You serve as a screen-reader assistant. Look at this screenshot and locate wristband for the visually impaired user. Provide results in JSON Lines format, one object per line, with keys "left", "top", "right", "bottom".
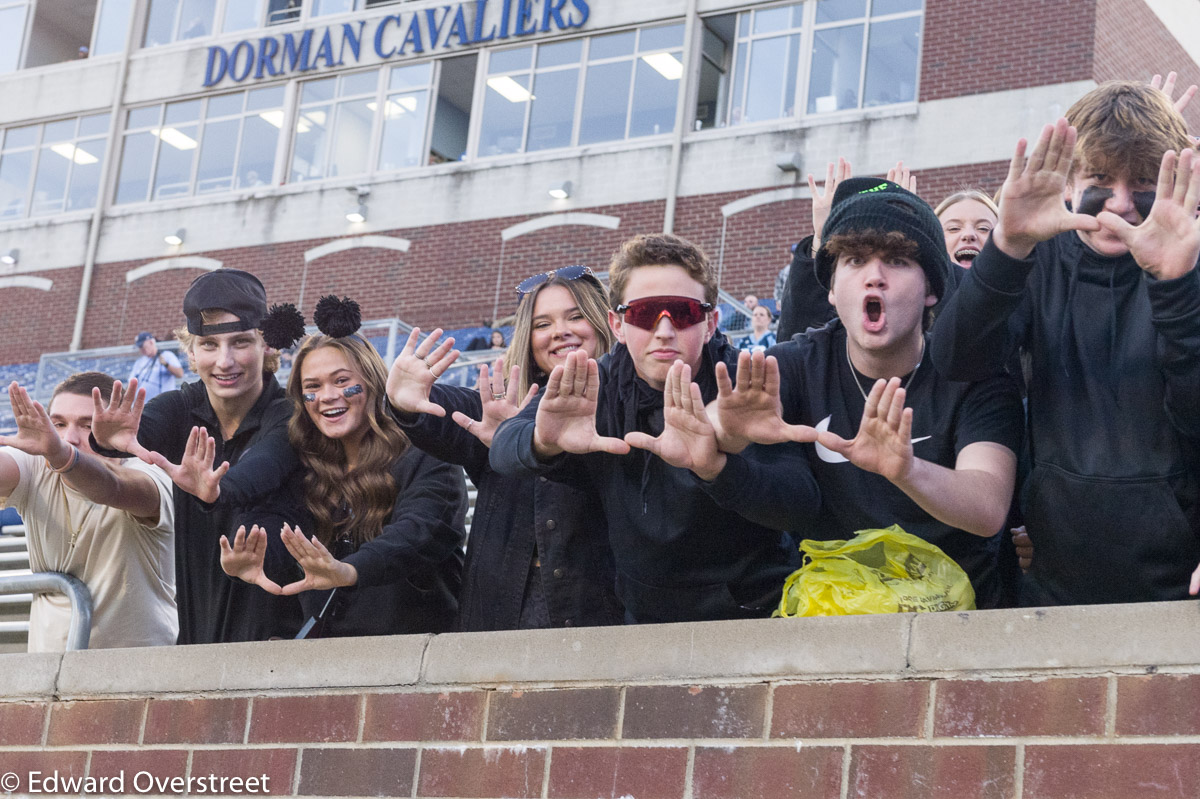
{"left": 49, "top": 445, "right": 80, "bottom": 475}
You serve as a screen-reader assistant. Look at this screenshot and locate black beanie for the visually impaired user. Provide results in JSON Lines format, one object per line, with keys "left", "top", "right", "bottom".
{"left": 814, "top": 177, "right": 955, "bottom": 302}
{"left": 182, "top": 269, "right": 268, "bottom": 335}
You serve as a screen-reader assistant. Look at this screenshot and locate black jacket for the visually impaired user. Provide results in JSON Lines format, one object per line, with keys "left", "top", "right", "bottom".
{"left": 399, "top": 383, "right": 623, "bottom": 630}
{"left": 929, "top": 233, "right": 1200, "bottom": 604}
{"left": 93, "top": 376, "right": 304, "bottom": 644}
{"left": 490, "top": 334, "right": 812, "bottom": 624}
{"left": 265, "top": 445, "right": 467, "bottom": 638}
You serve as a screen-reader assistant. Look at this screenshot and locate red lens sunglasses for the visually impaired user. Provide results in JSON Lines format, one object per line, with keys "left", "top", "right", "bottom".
{"left": 617, "top": 296, "right": 713, "bottom": 331}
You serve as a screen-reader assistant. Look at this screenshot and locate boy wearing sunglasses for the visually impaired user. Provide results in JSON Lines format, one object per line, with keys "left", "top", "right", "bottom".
{"left": 707, "top": 178, "right": 1024, "bottom": 607}
{"left": 491, "top": 234, "right": 812, "bottom": 624}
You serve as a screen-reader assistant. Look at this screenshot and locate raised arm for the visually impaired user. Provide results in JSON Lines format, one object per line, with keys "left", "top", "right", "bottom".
{"left": 929, "top": 120, "right": 1103, "bottom": 381}
{"left": 0, "top": 383, "right": 162, "bottom": 520}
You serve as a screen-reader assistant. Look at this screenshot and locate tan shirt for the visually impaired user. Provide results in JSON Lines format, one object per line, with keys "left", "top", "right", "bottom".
{"left": 1, "top": 448, "right": 177, "bottom": 651}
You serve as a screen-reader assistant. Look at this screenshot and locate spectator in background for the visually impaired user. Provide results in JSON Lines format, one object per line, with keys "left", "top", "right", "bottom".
{"left": 490, "top": 329, "right": 506, "bottom": 349}
{"left": 0, "top": 374, "right": 176, "bottom": 651}
{"left": 388, "top": 265, "right": 623, "bottom": 631}
{"left": 725, "top": 295, "right": 759, "bottom": 332}
{"left": 935, "top": 190, "right": 999, "bottom": 268}
{"left": 129, "top": 332, "right": 183, "bottom": 402}
{"left": 738, "top": 305, "right": 776, "bottom": 352}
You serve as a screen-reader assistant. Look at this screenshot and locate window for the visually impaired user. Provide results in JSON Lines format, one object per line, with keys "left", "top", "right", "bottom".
{"left": 476, "top": 24, "right": 684, "bottom": 157}
{"left": 0, "top": 2, "right": 29, "bottom": 74}
{"left": 291, "top": 70, "right": 379, "bottom": 181}
{"left": 143, "top": 0, "right": 216, "bottom": 47}
{"left": 290, "top": 64, "right": 436, "bottom": 181}
{"left": 0, "top": 114, "right": 110, "bottom": 219}
{"left": 114, "top": 87, "right": 284, "bottom": 204}
{"left": 1, "top": 0, "right": 133, "bottom": 72}
{"left": 312, "top": 0, "right": 401, "bottom": 16}
{"left": 697, "top": 0, "right": 922, "bottom": 128}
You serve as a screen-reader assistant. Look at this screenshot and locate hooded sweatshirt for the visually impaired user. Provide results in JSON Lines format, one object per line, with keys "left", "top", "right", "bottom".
{"left": 929, "top": 232, "right": 1200, "bottom": 604}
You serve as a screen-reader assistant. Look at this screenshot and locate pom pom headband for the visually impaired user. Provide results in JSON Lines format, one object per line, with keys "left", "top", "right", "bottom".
{"left": 313, "top": 295, "right": 362, "bottom": 338}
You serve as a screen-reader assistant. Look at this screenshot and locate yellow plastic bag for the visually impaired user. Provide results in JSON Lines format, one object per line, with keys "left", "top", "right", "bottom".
{"left": 776, "top": 524, "right": 975, "bottom": 617}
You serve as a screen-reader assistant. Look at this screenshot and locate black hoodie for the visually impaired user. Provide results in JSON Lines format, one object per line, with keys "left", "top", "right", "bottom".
{"left": 929, "top": 232, "right": 1200, "bottom": 604}
{"left": 490, "top": 334, "right": 813, "bottom": 624}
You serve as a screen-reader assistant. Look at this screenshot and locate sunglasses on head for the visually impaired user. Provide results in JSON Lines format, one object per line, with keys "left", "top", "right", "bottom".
{"left": 616, "top": 296, "right": 713, "bottom": 331}
{"left": 515, "top": 265, "right": 595, "bottom": 299}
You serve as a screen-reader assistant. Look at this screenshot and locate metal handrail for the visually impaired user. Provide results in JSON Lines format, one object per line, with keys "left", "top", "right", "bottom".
{"left": 0, "top": 573, "right": 92, "bottom": 650}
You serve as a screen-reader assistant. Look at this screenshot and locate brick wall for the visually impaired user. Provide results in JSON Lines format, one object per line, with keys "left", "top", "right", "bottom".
{"left": 3, "top": 603, "right": 1200, "bottom": 798}
{"left": 1094, "top": 0, "right": 1200, "bottom": 132}
{"left": 0, "top": 162, "right": 1009, "bottom": 366}
{"left": 919, "top": 0, "right": 1096, "bottom": 103}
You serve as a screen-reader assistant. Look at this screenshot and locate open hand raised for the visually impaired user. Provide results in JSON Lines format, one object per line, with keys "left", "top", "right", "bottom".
{"left": 710, "top": 350, "right": 818, "bottom": 453}
{"left": 533, "top": 350, "right": 629, "bottom": 458}
{"left": 90, "top": 378, "right": 152, "bottom": 461}
{"left": 625, "top": 361, "right": 726, "bottom": 480}
{"left": 219, "top": 525, "right": 284, "bottom": 594}
{"left": 453, "top": 358, "right": 538, "bottom": 448}
{"left": 147, "top": 425, "right": 229, "bottom": 503}
{"left": 386, "top": 327, "right": 458, "bottom": 417}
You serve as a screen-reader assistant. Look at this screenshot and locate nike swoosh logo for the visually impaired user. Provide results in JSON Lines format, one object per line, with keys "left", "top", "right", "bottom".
{"left": 814, "top": 416, "right": 849, "bottom": 463}
{"left": 813, "top": 416, "right": 931, "bottom": 463}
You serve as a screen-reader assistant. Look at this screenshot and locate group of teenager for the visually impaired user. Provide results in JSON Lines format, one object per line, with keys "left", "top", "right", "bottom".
{"left": 1, "top": 76, "right": 1199, "bottom": 650}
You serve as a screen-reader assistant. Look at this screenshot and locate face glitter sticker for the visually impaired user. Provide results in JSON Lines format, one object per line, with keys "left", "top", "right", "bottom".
{"left": 303, "top": 392, "right": 316, "bottom": 403}
{"left": 1076, "top": 186, "right": 1113, "bottom": 216}
{"left": 1131, "top": 191, "right": 1155, "bottom": 220}
{"left": 342, "top": 385, "right": 364, "bottom": 398}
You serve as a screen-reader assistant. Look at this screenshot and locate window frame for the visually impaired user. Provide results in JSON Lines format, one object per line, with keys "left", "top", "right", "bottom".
{"left": 469, "top": 23, "right": 686, "bottom": 160}
{"left": 114, "top": 86, "right": 288, "bottom": 206}
{"left": 0, "top": 112, "right": 112, "bottom": 221}
{"left": 704, "top": 0, "right": 923, "bottom": 131}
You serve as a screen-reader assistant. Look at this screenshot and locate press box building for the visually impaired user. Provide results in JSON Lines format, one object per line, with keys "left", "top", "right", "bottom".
{"left": 0, "top": 0, "right": 1197, "bottom": 368}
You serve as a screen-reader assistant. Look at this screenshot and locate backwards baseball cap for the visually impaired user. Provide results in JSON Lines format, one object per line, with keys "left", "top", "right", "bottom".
{"left": 134, "top": 331, "right": 154, "bottom": 347}
{"left": 814, "top": 178, "right": 956, "bottom": 302}
{"left": 182, "top": 269, "right": 268, "bottom": 336}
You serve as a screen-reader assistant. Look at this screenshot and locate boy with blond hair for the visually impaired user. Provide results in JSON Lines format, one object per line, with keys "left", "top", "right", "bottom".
{"left": 929, "top": 81, "right": 1200, "bottom": 605}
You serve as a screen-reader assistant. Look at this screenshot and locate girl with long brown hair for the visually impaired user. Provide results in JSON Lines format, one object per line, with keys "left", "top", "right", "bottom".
{"left": 218, "top": 297, "right": 467, "bottom": 637}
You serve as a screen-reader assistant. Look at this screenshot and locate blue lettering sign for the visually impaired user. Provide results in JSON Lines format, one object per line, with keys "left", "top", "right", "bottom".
{"left": 340, "top": 21, "right": 366, "bottom": 62}
{"left": 569, "top": 0, "right": 589, "bottom": 27}
{"left": 313, "top": 28, "right": 338, "bottom": 68}
{"left": 447, "top": 5, "right": 472, "bottom": 46}
{"left": 472, "top": 0, "right": 496, "bottom": 43}
{"left": 400, "top": 14, "right": 424, "bottom": 54}
{"left": 282, "top": 29, "right": 314, "bottom": 73}
{"left": 229, "top": 40, "right": 255, "bottom": 82}
{"left": 203, "top": 46, "right": 228, "bottom": 87}
{"left": 200, "top": 0, "right": 591, "bottom": 87}
{"left": 374, "top": 14, "right": 401, "bottom": 58}
{"left": 255, "top": 36, "right": 281, "bottom": 78}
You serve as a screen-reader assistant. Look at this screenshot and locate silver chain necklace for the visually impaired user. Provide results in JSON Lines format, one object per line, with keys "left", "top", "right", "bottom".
{"left": 845, "top": 338, "right": 924, "bottom": 402}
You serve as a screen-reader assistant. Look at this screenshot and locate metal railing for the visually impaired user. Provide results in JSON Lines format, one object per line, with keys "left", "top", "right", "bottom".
{"left": 0, "top": 572, "right": 92, "bottom": 650}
